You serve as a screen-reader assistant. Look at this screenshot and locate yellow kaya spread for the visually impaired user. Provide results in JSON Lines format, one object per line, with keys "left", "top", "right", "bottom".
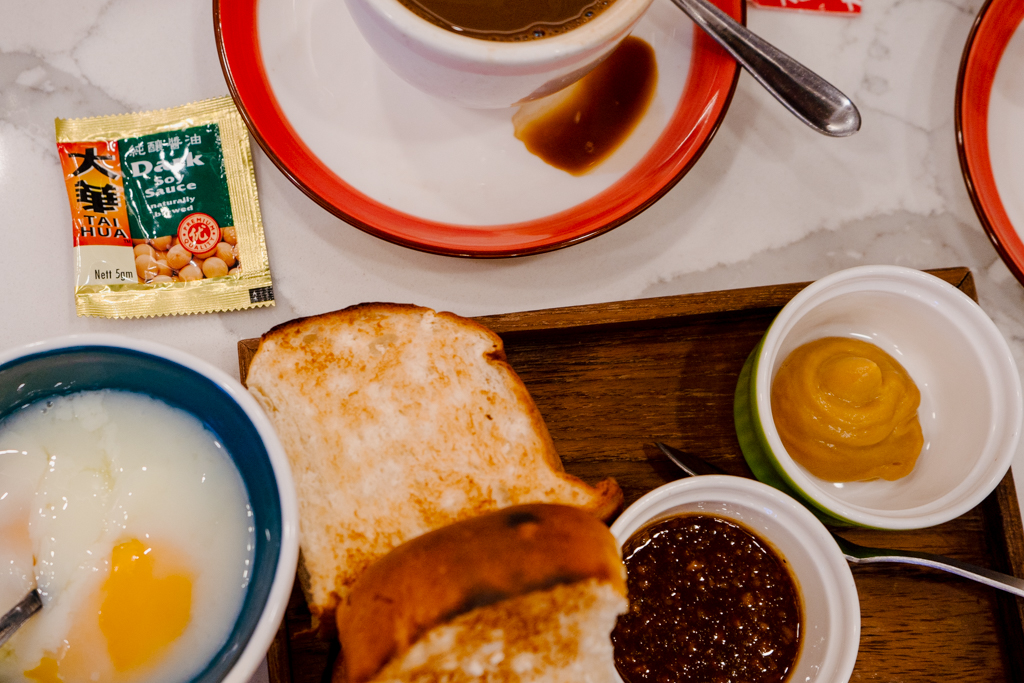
{"left": 770, "top": 336, "right": 923, "bottom": 482}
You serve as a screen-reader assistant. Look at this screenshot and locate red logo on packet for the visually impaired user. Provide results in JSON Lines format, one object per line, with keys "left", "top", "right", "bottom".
{"left": 751, "top": 0, "right": 861, "bottom": 13}
{"left": 177, "top": 213, "right": 222, "bottom": 254}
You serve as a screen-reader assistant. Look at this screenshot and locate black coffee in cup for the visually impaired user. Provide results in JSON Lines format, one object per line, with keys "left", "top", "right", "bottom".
{"left": 396, "top": 0, "right": 617, "bottom": 42}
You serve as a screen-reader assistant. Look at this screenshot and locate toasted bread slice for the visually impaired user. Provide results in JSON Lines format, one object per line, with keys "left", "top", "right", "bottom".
{"left": 245, "top": 304, "right": 622, "bottom": 627}
{"left": 336, "top": 504, "right": 627, "bottom": 683}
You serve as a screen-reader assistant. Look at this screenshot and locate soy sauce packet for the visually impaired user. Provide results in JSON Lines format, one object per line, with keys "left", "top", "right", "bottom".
{"left": 55, "top": 96, "right": 274, "bottom": 318}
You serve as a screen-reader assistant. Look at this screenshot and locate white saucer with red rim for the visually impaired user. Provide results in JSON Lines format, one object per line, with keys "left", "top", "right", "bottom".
{"left": 215, "top": 0, "right": 742, "bottom": 257}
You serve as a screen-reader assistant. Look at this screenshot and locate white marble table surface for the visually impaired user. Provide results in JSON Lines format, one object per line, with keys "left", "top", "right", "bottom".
{"left": 2, "top": 0, "right": 1021, "bottom": 681}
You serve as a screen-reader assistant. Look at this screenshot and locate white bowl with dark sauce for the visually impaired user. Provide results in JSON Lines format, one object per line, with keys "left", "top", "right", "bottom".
{"left": 609, "top": 475, "right": 860, "bottom": 683}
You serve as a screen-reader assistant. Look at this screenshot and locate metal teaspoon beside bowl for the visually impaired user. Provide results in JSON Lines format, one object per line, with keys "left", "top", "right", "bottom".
{"left": 655, "top": 442, "right": 1024, "bottom": 599}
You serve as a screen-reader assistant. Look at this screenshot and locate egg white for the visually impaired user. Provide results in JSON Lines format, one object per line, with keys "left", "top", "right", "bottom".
{"left": 0, "top": 390, "right": 255, "bottom": 683}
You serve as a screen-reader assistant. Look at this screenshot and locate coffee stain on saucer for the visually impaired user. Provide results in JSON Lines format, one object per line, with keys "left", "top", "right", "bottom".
{"left": 512, "top": 36, "right": 657, "bottom": 176}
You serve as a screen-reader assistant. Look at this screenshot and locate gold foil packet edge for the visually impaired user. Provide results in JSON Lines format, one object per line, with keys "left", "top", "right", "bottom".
{"left": 75, "top": 274, "right": 275, "bottom": 318}
{"left": 55, "top": 96, "right": 241, "bottom": 142}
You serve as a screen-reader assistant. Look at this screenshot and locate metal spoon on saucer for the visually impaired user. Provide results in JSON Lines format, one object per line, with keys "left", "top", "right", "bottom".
{"left": 654, "top": 442, "right": 1024, "bottom": 598}
{"left": 671, "top": 0, "right": 861, "bottom": 137}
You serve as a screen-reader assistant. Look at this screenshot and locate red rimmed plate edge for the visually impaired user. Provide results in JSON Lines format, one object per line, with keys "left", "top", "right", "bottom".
{"left": 214, "top": 0, "right": 743, "bottom": 258}
{"left": 956, "top": 0, "right": 1024, "bottom": 284}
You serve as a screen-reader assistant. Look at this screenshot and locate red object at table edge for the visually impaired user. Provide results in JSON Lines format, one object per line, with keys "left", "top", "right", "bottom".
{"left": 751, "top": 0, "right": 861, "bottom": 13}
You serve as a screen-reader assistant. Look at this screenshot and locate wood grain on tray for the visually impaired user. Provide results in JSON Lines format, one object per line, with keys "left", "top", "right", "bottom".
{"left": 238, "top": 267, "right": 1024, "bottom": 683}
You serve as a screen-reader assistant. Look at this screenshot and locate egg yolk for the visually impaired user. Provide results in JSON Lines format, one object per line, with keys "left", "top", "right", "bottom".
{"left": 21, "top": 539, "right": 193, "bottom": 682}
{"left": 23, "top": 656, "right": 62, "bottom": 683}
{"left": 99, "top": 538, "right": 193, "bottom": 672}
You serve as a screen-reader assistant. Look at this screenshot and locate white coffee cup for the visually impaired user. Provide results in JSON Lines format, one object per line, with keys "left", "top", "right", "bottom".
{"left": 345, "top": 0, "right": 655, "bottom": 109}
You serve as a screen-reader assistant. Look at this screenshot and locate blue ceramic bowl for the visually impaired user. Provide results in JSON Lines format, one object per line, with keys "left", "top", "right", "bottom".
{"left": 0, "top": 334, "right": 298, "bottom": 683}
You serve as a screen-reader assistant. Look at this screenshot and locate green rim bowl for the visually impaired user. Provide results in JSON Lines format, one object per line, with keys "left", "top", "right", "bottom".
{"left": 734, "top": 265, "right": 1023, "bottom": 530}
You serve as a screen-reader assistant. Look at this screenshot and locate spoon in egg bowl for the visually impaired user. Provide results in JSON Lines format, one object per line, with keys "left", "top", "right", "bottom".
{"left": 0, "top": 463, "right": 42, "bottom": 648}
{"left": 0, "top": 589, "right": 41, "bottom": 648}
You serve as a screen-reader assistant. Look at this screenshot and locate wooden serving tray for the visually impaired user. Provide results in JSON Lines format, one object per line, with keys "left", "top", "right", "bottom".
{"left": 238, "top": 266, "right": 1024, "bottom": 683}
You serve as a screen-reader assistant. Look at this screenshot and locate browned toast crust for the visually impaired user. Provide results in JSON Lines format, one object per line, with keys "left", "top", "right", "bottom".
{"left": 336, "top": 504, "right": 626, "bottom": 683}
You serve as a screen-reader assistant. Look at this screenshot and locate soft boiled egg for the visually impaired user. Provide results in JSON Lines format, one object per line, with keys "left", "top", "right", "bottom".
{"left": 0, "top": 390, "right": 255, "bottom": 683}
